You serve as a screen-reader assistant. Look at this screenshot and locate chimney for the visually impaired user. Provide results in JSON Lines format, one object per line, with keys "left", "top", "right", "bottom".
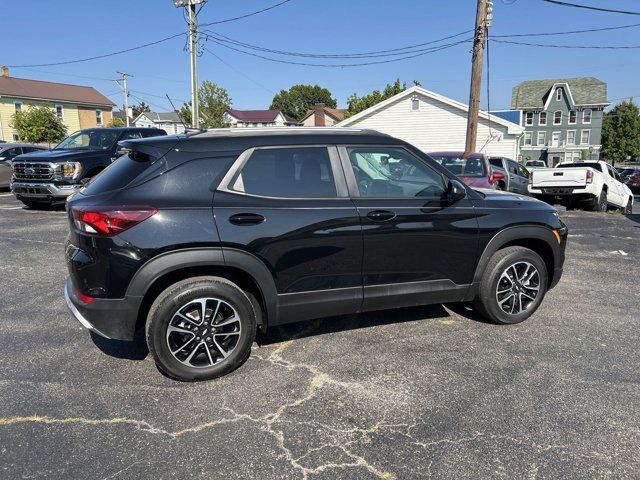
{"left": 0, "top": 66, "right": 8, "bottom": 77}
{"left": 314, "top": 103, "right": 326, "bottom": 127}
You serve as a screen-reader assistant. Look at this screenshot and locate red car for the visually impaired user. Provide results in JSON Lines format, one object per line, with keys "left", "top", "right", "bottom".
{"left": 628, "top": 172, "right": 640, "bottom": 193}
{"left": 428, "top": 151, "right": 505, "bottom": 190}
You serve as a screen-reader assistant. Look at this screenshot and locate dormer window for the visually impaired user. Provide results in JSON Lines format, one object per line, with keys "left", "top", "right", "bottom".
{"left": 556, "top": 88, "right": 562, "bottom": 101}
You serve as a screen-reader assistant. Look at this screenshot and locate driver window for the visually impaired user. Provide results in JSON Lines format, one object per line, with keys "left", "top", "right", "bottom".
{"left": 346, "top": 146, "right": 445, "bottom": 198}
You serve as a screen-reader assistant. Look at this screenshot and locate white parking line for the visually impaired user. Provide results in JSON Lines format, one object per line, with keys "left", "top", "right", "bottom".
{"left": 0, "top": 206, "right": 22, "bottom": 210}
{"left": 0, "top": 193, "right": 15, "bottom": 197}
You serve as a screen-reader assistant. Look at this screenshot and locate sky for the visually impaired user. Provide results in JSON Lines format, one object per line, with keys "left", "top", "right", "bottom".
{"left": 3, "top": 0, "right": 640, "bottom": 113}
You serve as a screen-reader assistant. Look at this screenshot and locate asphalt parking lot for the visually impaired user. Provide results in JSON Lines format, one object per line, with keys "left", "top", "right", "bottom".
{"left": 1, "top": 192, "right": 639, "bottom": 479}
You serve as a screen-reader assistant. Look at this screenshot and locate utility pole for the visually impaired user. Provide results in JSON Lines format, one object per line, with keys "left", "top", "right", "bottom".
{"left": 114, "top": 71, "right": 132, "bottom": 126}
{"left": 173, "top": 0, "right": 206, "bottom": 128}
{"left": 464, "top": 0, "right": 490, "bottom": 155}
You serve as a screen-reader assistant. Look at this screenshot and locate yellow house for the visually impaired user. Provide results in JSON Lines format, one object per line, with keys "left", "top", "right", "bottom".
{"left": 0, "top": 67, "right": 115, "bottom": 141}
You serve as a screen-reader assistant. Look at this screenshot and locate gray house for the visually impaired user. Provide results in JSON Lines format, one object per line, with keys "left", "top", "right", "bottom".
{"left": 511, "top": 77, "right": 609, "bottom": 166}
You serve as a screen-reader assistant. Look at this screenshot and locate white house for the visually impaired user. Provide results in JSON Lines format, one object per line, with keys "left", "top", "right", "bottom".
{"left": 132, "top": 111, "right": 186, "bottom": 135}
{"left": 223, "top": 109, "right": 300, "bottom": 128}
{"left": 337, "top": 86, "right": 524, "bottom": 159}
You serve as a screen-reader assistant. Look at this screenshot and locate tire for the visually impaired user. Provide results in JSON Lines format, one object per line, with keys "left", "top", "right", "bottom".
{"left": 624, "top": 198, "right": 633, "bottom": 215}
{"left": 595, "top": 191, "right": 608, "bottom": 212}
{"left": 146, "top": 276, "right": 257, "bottom": 381}
{"left": 20, "top": 199, "right": 52, "bottom": 210}
{"left": 473, "top": 246, "right": 548, "bottom": 325}
{"left": 496, "top": 182, "right": 505, "bottom": 191}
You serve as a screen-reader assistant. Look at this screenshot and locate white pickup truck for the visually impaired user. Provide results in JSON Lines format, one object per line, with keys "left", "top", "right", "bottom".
{"left": 528, "top": 161, "right": 634, "bottom": 213}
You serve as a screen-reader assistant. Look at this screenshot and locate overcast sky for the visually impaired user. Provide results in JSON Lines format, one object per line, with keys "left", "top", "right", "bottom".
{"left": 5, "top": 0, "right": 640, "bottom": 112}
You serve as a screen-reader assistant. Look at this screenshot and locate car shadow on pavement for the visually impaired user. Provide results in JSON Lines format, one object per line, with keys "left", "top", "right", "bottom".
{"left": 256, "top": 301, "right": 484, "bottom": 346}
{"left": 90, "top": 329, "right": 149, "bottom": 361}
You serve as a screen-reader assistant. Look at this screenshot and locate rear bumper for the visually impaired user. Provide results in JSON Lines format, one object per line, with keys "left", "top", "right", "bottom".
{"left": 64, "top": 277, "right": 141, "bottom": 341}
{"left": 12, "top": 181, "right": 80, "bottom": 200}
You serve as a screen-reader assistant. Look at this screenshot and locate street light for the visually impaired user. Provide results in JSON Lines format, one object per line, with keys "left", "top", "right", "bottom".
{"left": 173, "top": 0, "right": 207, "bottom": 128}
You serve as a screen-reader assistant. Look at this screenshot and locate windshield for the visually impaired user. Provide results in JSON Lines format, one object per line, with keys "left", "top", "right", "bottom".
{"left": 55, "top": 130, "right": 119, "bottom": 151}
{"left": 430, "top": 155, "right": 486, "bottom": 177}
{"left": 557, "top": 162, "right": 602, "bottom": 172}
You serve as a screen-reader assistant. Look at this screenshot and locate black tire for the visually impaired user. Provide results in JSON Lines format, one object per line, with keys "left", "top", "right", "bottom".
{"left": 496, "top": 181, "right": 506, "bottom": 191}
{"left": 473, "top": 246, "right": 548, "bottom": 325}
{"left": 595, "top": 191, "right": 608, "bottom": 212}
{"left": 624, "top": 198, "right": 633, "bottom": 215}
{"left": 146, "top": 276, "right": 257, "bottom": 381}
{"left": 20, "top": 199, "right": 52, "bottom": 210}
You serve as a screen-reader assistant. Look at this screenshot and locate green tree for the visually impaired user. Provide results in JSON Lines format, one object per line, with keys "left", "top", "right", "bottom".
{"left": 108, "top": 116, "right": 126, "bottom": 127}
{"left": 344, "top": 79, "right": 406, "bottom": 118}
{"left": 131, "top": 101, "right": 150, "bottom": 118}
{"left": 179, "top": 80, "right": 232, "bottom": 128}
{"left": 11, "top": 105, "right": 67, "bottom": 144}
{"left": 270, "top": 84, "right": 336, "bottom": 121}
{"left": 601, "top": 101, "right": 640, "bottom": 164}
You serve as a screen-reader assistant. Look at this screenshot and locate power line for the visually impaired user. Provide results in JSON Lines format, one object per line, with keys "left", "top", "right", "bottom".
{"left": 204, "top": 48, "right": 276, "bottom": 95}
{"left": 199, "top": 0, "right": 294, "bottom": 26}
{"left": 542, "top": 0, "right": 640, "bottom": 15}
{"left": 492, "top": 38, "right": 640, "bottom": 49}
{"left": 494, "top": 21, "right": 640, "bottom": 37}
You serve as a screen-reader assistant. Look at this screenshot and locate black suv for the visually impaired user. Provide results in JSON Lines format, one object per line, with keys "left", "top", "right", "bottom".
{"left": 64, "top": 128, "right": 567, "bottom": 381}
{"left": 11, "top": 127, "right": 166, "bottom": 209}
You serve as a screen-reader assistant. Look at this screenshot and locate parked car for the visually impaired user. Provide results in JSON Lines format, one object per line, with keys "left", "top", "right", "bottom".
{"left": 627, "top": 171, "right": 640, "bottom": 193}
{"left": 488, "top": 157, "right": 530, "bottom": 195}
{"left": 529, "top": 161, "right": 634, "bottom": 213}
{"left": 10, "top": 127, "right": 166, "bottom": 209}
{"left": 428, "top": 151, "right": 505, "bottom": 190}
{"left": 0, "top": 143, "right": 47, "bottom": 188}
{"left": 618, "top": 166, "right": 640, "bottom": 185}
{"left": 525, "top": 160, "right": 547, "bottom": 170}
{"left": 64, "top": 128, "right": 568, "bottom": 381}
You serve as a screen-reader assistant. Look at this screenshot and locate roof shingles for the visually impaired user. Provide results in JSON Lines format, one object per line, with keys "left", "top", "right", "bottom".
{"left": 511, "top": 77, "right": 608, "bottom": 109}
{"left": 0, "top": 76, "right": 114, "bottom": 106}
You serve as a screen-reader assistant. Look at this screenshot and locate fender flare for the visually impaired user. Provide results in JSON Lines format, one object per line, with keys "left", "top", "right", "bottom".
{"left": 126, "top": 247, "right": 278, "bottom": 325}
{"left": 472, "top": 225, "right": 561, "bottom": 286}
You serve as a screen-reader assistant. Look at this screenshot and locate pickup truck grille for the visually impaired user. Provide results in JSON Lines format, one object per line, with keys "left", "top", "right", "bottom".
{"left": 12, "top": 162, "right": 54, "bottom": 181}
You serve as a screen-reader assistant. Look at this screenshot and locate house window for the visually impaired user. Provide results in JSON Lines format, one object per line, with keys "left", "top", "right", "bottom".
{"left": 12, "top": 133, "right": 21, "bottom": 141}
{"left": 14, "top": 101, "right": 22, "bottom": 112}
{"left": 55, "top": 105, "right": 64, "bottom": 121}
{"left": 568, "top": 110, "right": 577, "bottom": 124}
{"left": 411, "top": 95, "right": 419, "bottom": 111}
{"left": 538, "top": 112, "right": 547, "bottom": 126}
{"left": 523, "top": 132, "right": 533, "bottom": 146}
{"left": 567, "top": 130, "right": 576, "bottom": 145}
{"left": 556, "top": 88, "right": 562, "bottom": 101}
{"left": 96, "top": 110, "right": 103, "bottom": 125}
{"left": 553, "top": 111, "right": 562, "bottom": 125}
{"left": 524, "top": 112, "right": 534, "bottom": 126}
{"left": 580, "top": 130, "right": 590, "bottom": 145}
{"left": 583, "top": 109, "right": 592, "bottom": 124}
{"left": 536, "top": 131, "right": 546, "bottom": 146}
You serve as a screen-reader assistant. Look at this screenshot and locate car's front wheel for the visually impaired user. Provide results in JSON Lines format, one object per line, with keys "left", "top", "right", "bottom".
{"left": 624, "top": 198, "right": 633, "bottom": 215}
{"left": 146, "top": 276, "right": 257, "bottom": 381}
{"left": 474, "top": 246, "right": 548, "bottom": 325}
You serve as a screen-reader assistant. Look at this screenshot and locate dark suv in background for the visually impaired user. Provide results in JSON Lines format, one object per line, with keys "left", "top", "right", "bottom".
{"left": 11, "top": 127, "right": 166, "bottom": 209}
{"left": 64, "top": 128, "right": 567, "bottom": 381}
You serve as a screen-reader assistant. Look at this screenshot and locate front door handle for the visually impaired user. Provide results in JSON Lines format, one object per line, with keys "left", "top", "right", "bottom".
{"left": 366, "top": 210, "right": 396, "bottom": 222}
{"left": 229, "top": 213, "right": 265, "bottom": 225}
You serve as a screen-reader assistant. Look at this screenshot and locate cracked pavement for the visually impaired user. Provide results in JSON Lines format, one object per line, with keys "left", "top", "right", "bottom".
{"left": 0, "top": 192, "right": 639, "bottom": 479}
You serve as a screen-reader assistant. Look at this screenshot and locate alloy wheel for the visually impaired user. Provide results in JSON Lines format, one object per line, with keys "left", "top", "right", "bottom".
{"left": 166, "top": 297, "right": 241, "bottom": 368}
{"left": 495, "top": 261, "right": 540, "bottom": 315}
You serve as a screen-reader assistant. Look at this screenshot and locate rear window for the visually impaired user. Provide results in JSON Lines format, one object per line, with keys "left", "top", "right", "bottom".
{"left": 557, "top": 163, "right": 602, "bottom": 172}
{"left": 430, "top": 155, "right": 486, "bottom": 178}
{"left": 81, "top": 152, "right": 157, "bottom": 195}
{"left": 489, "top": 158, "right": 503, "bottom": 168}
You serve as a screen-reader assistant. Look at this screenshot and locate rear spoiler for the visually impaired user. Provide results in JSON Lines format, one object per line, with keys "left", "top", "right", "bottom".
{"left": 117, "top": 136, "right": 182, "bottom": 160}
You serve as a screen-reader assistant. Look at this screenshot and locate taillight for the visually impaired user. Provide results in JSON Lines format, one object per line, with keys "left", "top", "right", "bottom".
{"left": 586, "top": 170, "right": 594, "bottom": 184}
{"left": 489, "top": 170, "right": 504, "bottom": 185}
{"left": 528, "top": 172, "right": 533, "bottom": 185}
{"left": 71, "top": 206, "right": 157, "bottom": 236}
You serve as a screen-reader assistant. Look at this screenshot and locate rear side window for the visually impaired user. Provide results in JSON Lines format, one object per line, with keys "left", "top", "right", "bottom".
{"left": 231, "top": 147, "right": 337, "bottom": 198}
{"left": 82, "top": 152, "right": 156, "bottom": 195}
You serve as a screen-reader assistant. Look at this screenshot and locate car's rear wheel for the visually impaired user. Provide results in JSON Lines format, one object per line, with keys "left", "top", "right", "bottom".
{"left": 595, "top": 191, "right": 608, "bottom": 212}
{"left": 624, "top": 198, "right": 633, "bottom": 215}
{"left": 146, "top": 276, "right": 257, "bottom": 381}
{"left": 474, "top": 246, "right": 548, "bottom": 325}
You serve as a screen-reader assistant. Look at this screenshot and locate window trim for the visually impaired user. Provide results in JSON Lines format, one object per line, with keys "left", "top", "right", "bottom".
{"left": 411, "top": 95, "right": 420, "bottom": 111}
{"left": 524, "top": 112, "right": 534, "bottom": 126}
{"left": 523, "top": 132, "right": 533, "bottom": 146}
{"left": 536, "top": 131, "right": 546, "bottom": 146}
{"left": 14, "top": 101, "right": 23, "bottom": 112}
{"left": 553, "top": 110, "right": 562, "bottom": 125}
{"left": 580, "top": 129, "right": 591, "bottom": 145}
{"left": 538, "top": 112, "right": 547, "bottom": 126}
{"left": 556, "top": 88, "right": 562, "bottom": 101}
{"left": 96, "top": 109, "right": 103, "bottom": 125}
{"left": 55, "top": 104, "right": 64, "bottom": 121}
{"left": 218, "top": 145, "right": 349, "bottom": 200}
{"left": 568, "top": 110, "right": 577, "bottom": 125}
{"left": 566, "top": 129, "right": 576, "bottom": 145}
{"left": 337, "top": 144, "right": 450, "bottom": 200}
{"left": 583, "top": 108, "right": 592, "bottom": 124}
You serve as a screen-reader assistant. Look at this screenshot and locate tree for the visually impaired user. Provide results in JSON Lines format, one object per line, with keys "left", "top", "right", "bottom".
{"left": 131, "top": 102, "right": 150, "bottom": 118}
{"left": 179, "top": 80, "right": 232, "bottom": 128}
{"left": 108, "top": 116, "right": 125, "bottom": 127}
{"left": 270, "top": 84, "right": 336, "bottom": 121}
{"left": 11, "top": 105, "right": 67, "bottom": 144}
{"left": 344, "top": 79, "right": 406, "bottom": 119}
{"left": 601, "top": 101, "right": 640, "bottom": 165}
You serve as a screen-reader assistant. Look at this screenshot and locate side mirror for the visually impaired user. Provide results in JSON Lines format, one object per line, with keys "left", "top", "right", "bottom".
{"left": 444, "top": 179, "right": 467, "bottom": 204}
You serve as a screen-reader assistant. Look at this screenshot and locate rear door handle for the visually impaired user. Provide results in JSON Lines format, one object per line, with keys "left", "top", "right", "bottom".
{"left": 366, "top": 210, "right": 396, "bottom": 222}
{"left": 229, "top": 213, "right": 265, "bottom": 225}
